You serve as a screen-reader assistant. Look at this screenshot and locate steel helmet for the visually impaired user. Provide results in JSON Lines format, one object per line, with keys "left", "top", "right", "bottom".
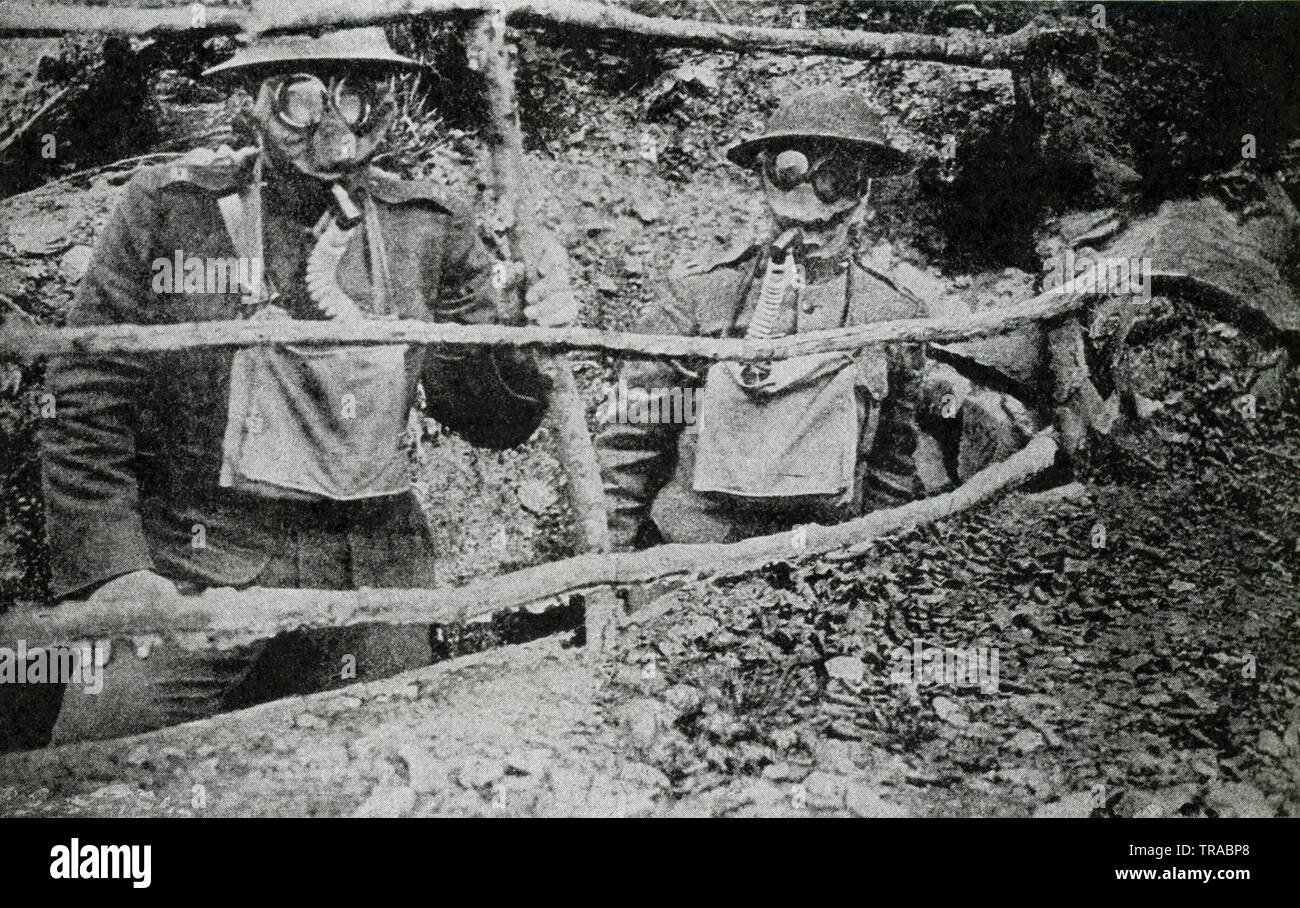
{"left": 203, "top": 27, "right": 422, "bottom": 79}
{"left": 727, "top": 87, "right": 912, "bottom": 175}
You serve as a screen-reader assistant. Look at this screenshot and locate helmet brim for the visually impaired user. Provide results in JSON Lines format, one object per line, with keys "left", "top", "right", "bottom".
{"left": 203, "top": 49, "right": 424, "bottom": 80}
{"left": 727, "top": 132, "right": 914, "bottom": 175}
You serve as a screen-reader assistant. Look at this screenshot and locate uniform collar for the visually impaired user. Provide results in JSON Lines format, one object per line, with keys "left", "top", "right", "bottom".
{"left": 768, "top": 220, "right": 857, "bottom": 284}
{"left": 163, "top": 147, "right": 450, "bottom": 212}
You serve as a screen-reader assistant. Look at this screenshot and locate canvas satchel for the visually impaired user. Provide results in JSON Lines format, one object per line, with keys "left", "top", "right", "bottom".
{"left": 216, "top": 177, "right": 411, "bottom": 501}
{"left": 691, "top": 349, "right": 887, "bottom": 509}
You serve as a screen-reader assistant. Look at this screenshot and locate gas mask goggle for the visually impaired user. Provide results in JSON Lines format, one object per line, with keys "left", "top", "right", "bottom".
{"left": 272, "top": 73, "right": 387, "bottom": 131}
{"left": 761, "top": 146, "right": 867, "bottom": 205}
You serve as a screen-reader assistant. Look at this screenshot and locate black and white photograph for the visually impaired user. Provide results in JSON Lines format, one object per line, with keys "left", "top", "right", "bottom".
{"left": 0, "top": 0, "right": 1295, "bottom": 884}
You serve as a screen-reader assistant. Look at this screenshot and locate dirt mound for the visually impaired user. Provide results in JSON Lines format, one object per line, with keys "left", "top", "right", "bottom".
{"left": 0, "top": 636, "right": 669, "bottom": 818}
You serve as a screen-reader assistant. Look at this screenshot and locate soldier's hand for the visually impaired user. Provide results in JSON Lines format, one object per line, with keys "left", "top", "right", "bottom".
{"left": 86, "top": 569, "right": 184, "bottom": 610}
{"left": 522, "top": 234, "right": 579, "bottom": 328}
{"left": 524, "top": 280, "right": 579, "bottom": 328}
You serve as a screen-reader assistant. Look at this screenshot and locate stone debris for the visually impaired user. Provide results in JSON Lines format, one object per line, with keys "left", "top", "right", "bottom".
{"left": 351, "top": 784, "right": 418, "bottom": 818}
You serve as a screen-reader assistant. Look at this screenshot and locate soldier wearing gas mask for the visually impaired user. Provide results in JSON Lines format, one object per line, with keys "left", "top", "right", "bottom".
{"left": 596, "top": 88, "right": 927, "bottom": 549}
{"left": 39, "top": 29, "right": 577, "bottom": 743}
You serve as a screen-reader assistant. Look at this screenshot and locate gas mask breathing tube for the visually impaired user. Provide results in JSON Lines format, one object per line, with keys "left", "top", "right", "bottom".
{"left": 305, "top": 184, "right": 366, "bottom": 320}
{"left": 748, "top": 228, "right": 801, "bottom": 340}
{"left": 738, "top": 228, "right": 802, "bottom": 387}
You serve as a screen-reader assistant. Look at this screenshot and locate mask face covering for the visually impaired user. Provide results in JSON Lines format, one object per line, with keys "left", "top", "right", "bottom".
{"left": 254, "top": 71, "right": 395, "bottom": 180}
{"left": 761, "top": 149, "right": 864, "bottom": 226}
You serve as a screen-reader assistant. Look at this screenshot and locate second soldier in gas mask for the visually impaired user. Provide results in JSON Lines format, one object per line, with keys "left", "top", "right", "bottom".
{"left": 596, "top": 87, "right": 928, "bottom": 549}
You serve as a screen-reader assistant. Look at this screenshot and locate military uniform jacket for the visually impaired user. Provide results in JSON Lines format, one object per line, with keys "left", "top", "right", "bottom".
{"left": 41, "top": 148, "right": 550, "bottom": 598}
{"left": 596, "top": 238, "right": 927, "bottom": 549}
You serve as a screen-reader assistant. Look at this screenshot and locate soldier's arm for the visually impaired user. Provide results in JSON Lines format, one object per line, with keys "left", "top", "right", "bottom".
{"left": 863, "top": 341, "right": 926, "bottom": 510}
{"left": 595, "top": 271, "right": 700, "bottom": 551}
{"left": 422, "top": 198, "right": 551, "bottom": 449}
{"left": 40, "top": 171, "right": 161, "bottom": 598}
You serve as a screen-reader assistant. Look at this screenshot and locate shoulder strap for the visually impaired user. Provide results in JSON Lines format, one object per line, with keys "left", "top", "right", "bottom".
{"left": 361, "top": 191, "right": 394, "bottom": 317}
{"left": 216, "top": 156, "right": 271, "bottom": 309}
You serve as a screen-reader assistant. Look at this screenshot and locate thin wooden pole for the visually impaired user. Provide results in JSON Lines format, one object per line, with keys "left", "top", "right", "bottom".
{"left": 0, "top": 1, "right": 1092, "bottom": 71}
{"left": 0, "top": 288, "right": 1095, "bottom": 360}
{"left": 466, "top": 10, "right": 618, "bottom": 649}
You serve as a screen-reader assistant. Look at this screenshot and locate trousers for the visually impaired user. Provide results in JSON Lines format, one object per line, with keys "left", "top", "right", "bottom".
{"left": 47, "top": 509, "right": 434, "bottom": 746}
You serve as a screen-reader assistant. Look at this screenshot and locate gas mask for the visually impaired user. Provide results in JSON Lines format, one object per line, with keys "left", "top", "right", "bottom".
{"left": 243, "top": 71, "right": 398, "bottom": 319}
{"left": 251, "top": 71, "right": 396, "bottom": 181}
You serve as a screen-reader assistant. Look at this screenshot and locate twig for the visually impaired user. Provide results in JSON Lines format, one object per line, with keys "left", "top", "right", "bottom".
{"left": 1252, "top": 445, "right": 1300, "bottom": 468}
{"left": 704, "top": 0, "right": 731, "bottom": 26}
{"left": 1, "top": 297, "right": 38, "bottom": 324}
{"left": 2, "top": 152, "right": 182, "bottom": 204}
{"left": 0, "top": 84, "right": 73, "bottom": 159}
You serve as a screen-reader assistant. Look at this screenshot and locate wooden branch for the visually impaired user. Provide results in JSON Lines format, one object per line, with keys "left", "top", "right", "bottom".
{"left": 0, "top": 0, "right": 247, "bottom": 36}
{"left": 468, "top": 12, "right": 610, "bottom": 557}
{"left": 467, "top": 11, "right": 617, "bottom": 652}
{"left": 0, "top": 84, "right": 72, "bottom": 159}
{"left": 0, "top": 288, "right": 1092, "bottom": 361}
{"left": 0, "top": 430, "right": 1058, "bottom": 652}
{"left": 500, "top": 1, "right": 1088, "bottom": 68}
{"left": 824, "top": 429, "right": 1059, "bottom": 560}
{"left": 0, "top": 0, "right": 1093, "bottom": 69}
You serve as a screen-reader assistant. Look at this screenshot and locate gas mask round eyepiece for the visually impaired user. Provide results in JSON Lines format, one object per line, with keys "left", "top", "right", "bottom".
{"left": 273, "top": 73, "right": 378, "bottom": 131}
{"left": 770, "top": 149, "right": 810, "bottom": 189}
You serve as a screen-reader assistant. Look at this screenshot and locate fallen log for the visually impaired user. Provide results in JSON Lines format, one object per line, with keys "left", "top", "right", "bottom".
{"left": 0, "top": 430, "right": 1059, "bottom": 651}
{"left": 0, "top": 0, "right": 246, "bottom": 37}
{"left": 0, "top": 287, "right": 1094, "bottom": 360}
{"left": 0, "top": 0, "right": 1092, "bottom": 70}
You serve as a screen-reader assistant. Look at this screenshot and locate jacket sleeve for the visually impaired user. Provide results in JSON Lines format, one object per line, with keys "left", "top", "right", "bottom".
{"left": 863, "top": 341, "right": 926, "bottom": 510}
{"left": 422, "top": 200, "right": 551, "bottom": 449}
{"left": 40, "top": 170, "right": 161, "bottom": 598}
{"left": 594, "top": 271, "right": 700, "bottom": 550}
